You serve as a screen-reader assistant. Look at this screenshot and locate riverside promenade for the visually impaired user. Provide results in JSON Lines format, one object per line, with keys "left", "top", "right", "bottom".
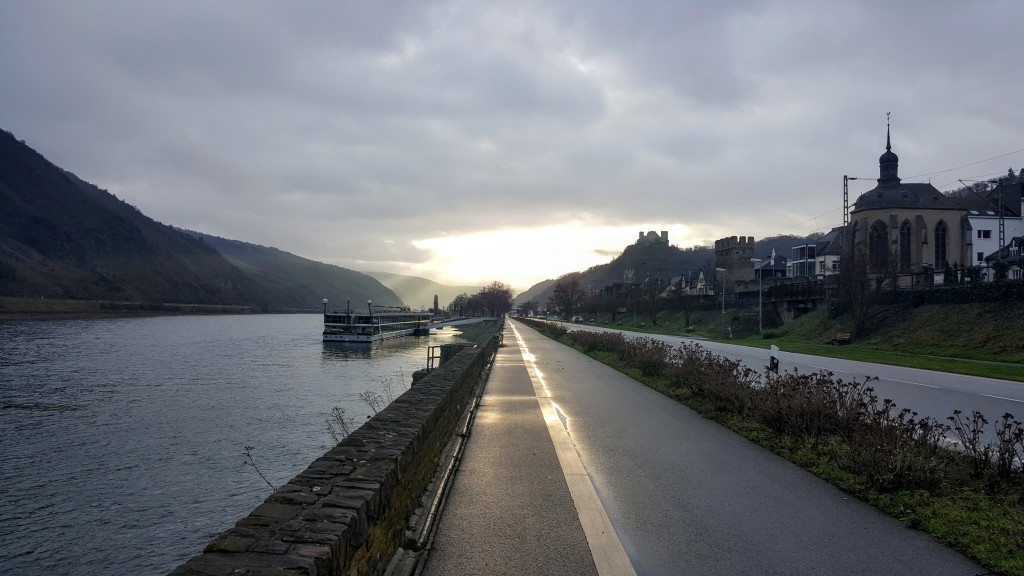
{"left": 419, "top": 320, "right": 984, "bottom": 576}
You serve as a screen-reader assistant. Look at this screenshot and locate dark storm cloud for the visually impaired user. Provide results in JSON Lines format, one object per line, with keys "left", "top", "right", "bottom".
{"left": 1, "top": 0, "right": 1021, "bottom": 281}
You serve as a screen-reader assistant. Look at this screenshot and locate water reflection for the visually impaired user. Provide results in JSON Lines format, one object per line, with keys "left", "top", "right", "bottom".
{"left": 321, "top": 336, "right": 431, "bottom": 360}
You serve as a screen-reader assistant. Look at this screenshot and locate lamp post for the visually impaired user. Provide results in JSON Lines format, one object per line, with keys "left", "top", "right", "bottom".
{"left": 750, "top": 259, "right": 763, "bottom": 335}
{"left": 715, "top": 267, "right": 726, "bottom": 337}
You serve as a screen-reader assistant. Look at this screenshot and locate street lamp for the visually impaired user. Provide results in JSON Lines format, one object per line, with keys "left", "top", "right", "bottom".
{"left": 750, "top": 259, "right": 763, "bottom": 335}
{"left": 715, "top": 267, "right": 726, "bottom": 337}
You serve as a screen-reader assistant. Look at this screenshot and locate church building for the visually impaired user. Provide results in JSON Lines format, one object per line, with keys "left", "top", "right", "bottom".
{"left": 849, "top": 126, "right": 970, "bottom": 279}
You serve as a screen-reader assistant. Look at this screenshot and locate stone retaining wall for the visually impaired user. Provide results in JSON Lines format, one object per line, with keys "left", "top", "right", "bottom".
{"left": 169, "top": 337, "right": 497, "bottom": 576}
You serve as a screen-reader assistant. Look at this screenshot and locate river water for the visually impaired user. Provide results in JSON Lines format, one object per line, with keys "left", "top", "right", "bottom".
{"left": 0, "top": 314, "right": 462, "bottom": 576}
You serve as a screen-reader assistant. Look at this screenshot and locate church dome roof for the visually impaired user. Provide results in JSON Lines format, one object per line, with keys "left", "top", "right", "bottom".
{"left": 852, "top": 182, "right": 962, "bottom": 212}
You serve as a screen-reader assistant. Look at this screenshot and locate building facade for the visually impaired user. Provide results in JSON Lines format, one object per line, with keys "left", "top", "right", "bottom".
{"left": 849, "top": 127, "right": 970, "bottom": 282}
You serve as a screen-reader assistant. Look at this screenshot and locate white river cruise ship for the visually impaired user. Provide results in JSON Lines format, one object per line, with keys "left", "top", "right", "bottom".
{"left": 322, "top": 299, "right": 433, "bottom": 343}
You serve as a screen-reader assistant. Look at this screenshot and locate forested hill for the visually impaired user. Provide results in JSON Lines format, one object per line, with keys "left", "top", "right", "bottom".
{"left": 0, "top": 129, "right": 267, "bottom": 304}
{"left": 516, "top": 233, "right": 821, "bottom": 306}
{"left": 0, "top": 128, "right": 395, "bottom": 310}
{"left": 183, "top": 231, "right": 401, "bottom": 309}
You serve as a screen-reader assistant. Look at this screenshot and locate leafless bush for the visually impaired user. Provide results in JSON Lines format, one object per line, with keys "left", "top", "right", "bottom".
{"left": 848, "top": 397, "right": 951, "bottom": 492}
{"left": 571, "top": 330, "right": 625, "bottom": 353}
{"left": 754, "top": 372, "right": 874, "bottom": 438}
{"left": 359, "top": 369, "right": 410, "bottom": 415}
{"left": 617, "top": 337, "right": 672, "bottom": 376}
{"left": 325, "top": 406, "right": 357, "bottom": 444}
{"left": 669, "top": 343, "right": 755, "bottom": 413}
{"left": 948, "top": 410, "right": 993, "bottom": 477}
{"left": 993, "top": 413, "right": 1024, "bottom": 481}
{"left": 242, "top": 446, "right": 276, "bottom": 492}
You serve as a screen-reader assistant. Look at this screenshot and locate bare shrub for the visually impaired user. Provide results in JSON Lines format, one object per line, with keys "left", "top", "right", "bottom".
{"left": 571, "top": 330, "right": 625, "bottom": 353}
{"left": 753, "top": 372, "right": 874, "bottom": 438}
{"left": 848, "top": 396, "right": 951, "bottom": 492}
{"left": 948, "top": 410, "right": 993, "bottom": 478}
{"left": 325, "top": 406, "right": 357, "bottom": 444}
{"left": 359, "top": 369, "right": 410, "bottom": 415}
{"left": 242, "top": 446, "right": 276, "bottom": 492}
{"left": 669, "top": 343, "right": 755, "bottom": 413}
{"left": 617, "top": 337, "right": 672, "bottom": 377}
{"left": 993, "top": 413, "right": 1024, "bottom": 482}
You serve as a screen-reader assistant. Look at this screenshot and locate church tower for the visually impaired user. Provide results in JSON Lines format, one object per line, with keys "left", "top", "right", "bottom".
{"left": 877, "top": 114, "right": 900, "bottom": 186}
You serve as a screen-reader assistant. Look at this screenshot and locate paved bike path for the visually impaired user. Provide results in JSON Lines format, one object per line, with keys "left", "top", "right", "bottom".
{"left": 422, "top": 321, "right": 984, "bottom": 575}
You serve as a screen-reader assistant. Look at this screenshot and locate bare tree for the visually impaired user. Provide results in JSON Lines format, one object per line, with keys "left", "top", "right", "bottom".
{"left": 552, "top": 275, "right": 585, "bottom": 318}
{"left": 836, "top": 234, "right": 899, "bottom": 337}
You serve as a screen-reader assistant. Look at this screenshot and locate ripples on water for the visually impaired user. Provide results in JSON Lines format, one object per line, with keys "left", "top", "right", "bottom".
{"left": 0, "top": 314, "right": 459, "bottom": 575}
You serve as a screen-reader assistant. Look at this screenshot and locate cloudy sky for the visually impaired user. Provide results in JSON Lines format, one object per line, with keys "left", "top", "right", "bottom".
{"left": 2, "top": 1, "right": 1022, "bottom": 291}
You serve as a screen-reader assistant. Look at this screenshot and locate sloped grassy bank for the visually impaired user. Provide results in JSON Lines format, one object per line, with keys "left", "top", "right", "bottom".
{"left": 518, "top": 318, "right": 1024, "bottom": 576}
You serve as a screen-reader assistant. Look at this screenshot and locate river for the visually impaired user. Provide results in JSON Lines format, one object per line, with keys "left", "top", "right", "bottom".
{"left": 0, "top": 314, "right": 463, "bottom": 575}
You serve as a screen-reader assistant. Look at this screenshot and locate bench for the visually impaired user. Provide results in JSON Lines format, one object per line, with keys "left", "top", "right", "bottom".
{"left": 831, "top": 332, "right": 851, "bottom": 345}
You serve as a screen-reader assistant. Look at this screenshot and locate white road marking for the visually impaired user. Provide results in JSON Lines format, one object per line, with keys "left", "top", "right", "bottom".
{"left": 511, "top": 323, "right": 638, "bottom": 576}
{"left": 801, "top": 363, "right": 942, "bottom": 388}
{"left": 982, "top": 394, "right": 1024, "bottom": 403}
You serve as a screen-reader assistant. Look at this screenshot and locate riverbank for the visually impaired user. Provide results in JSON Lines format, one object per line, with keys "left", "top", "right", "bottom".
{"left": 0, "top": 296, "right": 315, "bottom": 320}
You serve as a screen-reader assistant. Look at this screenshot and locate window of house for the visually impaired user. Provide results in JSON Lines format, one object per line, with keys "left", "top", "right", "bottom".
{"left": 832, "top": 261, "right": 840, "bottom": 272}
{"left": 977, "top": 251, "right": 984, "bottom": 262}
{"left": 978, "top": 230, "right": 991, "bottom": 239}
{"left": 1013, "top": 269, "right": 1022, "bottom": 280}
{"left": 934, "top": 221, "right": 947, "bottom": 267}
{"left": 899, "top": 220, "right": 912, "bottom": 272}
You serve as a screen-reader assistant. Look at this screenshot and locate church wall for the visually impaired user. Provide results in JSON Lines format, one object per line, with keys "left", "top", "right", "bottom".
{"left": 851, "top": 208, "right": 968, "bottom": 271}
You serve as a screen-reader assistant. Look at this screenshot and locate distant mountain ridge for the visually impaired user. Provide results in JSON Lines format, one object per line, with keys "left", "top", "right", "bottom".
{"left": 366, "top": 271, "right": 482, "bottom": 310}
{"left": 0, "top": 128, "right": 399, "bottom": 310}
{"left": 182, "top": 231, "right": 401, "bottom": 309}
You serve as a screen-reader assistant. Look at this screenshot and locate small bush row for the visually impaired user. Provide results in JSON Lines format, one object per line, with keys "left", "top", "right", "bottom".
{"left": 529, "top": 323, "right": 1024, "bottom": 492}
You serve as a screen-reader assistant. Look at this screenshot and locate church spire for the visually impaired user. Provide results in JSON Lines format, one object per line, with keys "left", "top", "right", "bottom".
{"left": 878, "top": 112, "right": 900, "bottom": 185}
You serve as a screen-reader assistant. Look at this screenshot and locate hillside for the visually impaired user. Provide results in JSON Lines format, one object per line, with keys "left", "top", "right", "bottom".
{"left": 184, "top": 232, "right": 401, "bottom": 310}
{"left": 0, "top": 128, "right": 398, "bottom": 312}
{"left": 366, "top": 271, "right": 480, "bottom": 310}
{"left": 0, "top": 129, "right": 261, "bottom": 305}
{"left": 515, "top": 278, "right": 556, "bottom": 306}
{"left": 516, "top": 234, "right": 821, "bottom": 307}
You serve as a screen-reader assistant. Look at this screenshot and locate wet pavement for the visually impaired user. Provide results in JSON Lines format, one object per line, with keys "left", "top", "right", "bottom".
{"left": 419, "top": 320, "right": 985, "bottom": 576}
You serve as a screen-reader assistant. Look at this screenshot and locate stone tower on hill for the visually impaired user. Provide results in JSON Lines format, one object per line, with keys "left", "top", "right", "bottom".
{"left": 714, "top": 236, "right": 756, "bottom": 291}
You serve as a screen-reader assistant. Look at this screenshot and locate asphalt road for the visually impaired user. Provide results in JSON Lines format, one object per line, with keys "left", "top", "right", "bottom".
{"left": 510, "top": 320, "right": 984, "bottom": 575}
{"left": 555, "top": 321, "right": 1024, "bottom": 437}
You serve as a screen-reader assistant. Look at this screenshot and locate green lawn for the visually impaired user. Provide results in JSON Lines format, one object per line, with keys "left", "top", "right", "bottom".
{"left": 580, "top": 301, "right": 1024, "bottom": 382}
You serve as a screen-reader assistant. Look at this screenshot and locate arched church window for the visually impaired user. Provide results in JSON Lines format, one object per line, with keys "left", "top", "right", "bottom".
{"left": 899, "top": 220, "right": 912, "bottom": 272}
{"left": 934, "top": 221, "right": 948, "bottom": 269}
{"left": 869, "top": 221, "right": 889, "bottom": 273}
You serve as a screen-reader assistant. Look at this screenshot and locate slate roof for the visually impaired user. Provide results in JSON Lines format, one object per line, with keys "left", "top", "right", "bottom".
{"left": 960, "top": 183, "right": 1023, "bottom": 218}
{"left": 852, "top": 182, "right": 963, "bottom": 212}
{"left": 816, "top": 226, "right": 845, "bottom": 256}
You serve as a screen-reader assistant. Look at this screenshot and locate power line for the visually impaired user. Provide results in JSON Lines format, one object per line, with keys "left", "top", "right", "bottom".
{"left": 904, "top": 148, "right": 1024, "bottom": 181}
{"left": 937, "top": 169, "right": 1008, "bottom": 191}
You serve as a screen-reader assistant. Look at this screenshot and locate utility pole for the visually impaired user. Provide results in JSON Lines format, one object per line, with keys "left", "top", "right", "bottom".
{"left": 715, "top": 267, "right": 726, "bottom": 337}
{"left": 750, "top": 259, "right": 763, "bottom": 334}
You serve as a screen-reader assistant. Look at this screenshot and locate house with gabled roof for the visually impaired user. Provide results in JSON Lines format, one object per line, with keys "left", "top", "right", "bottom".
{"left": 984, "top": 235, "right": 1024, "bottom": 281}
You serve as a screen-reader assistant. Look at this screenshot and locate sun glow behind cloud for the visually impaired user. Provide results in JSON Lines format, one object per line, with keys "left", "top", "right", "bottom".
{"left": 411, "top": 222, "right": 706, "bottom": 291}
